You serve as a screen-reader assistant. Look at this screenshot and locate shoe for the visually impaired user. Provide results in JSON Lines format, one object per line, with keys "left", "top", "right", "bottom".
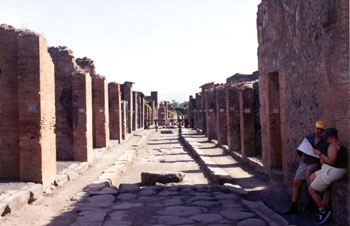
{"left": 318, "top": 209, "right": 331, "bottom": 224}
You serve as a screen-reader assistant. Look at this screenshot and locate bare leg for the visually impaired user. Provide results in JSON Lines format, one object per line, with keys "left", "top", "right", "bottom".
{"left": 292, "top": 179, "right": 302, "bottom": 202}
{"left": 308, "top": 186, "right": 322, "bottom": 209}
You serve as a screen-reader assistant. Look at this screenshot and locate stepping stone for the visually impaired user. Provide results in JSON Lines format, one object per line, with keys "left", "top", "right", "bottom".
{"left": 141, "top": 171, "right": 185, "bottom": 186}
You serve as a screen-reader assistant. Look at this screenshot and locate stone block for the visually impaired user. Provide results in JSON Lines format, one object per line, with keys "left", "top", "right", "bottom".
{"left": 25, "top": 183, "right": 43, "bottom": 203}
{"left": 141, "top": 171, "right": 185, "bottom": 186}
{"left": 54, "top": 173, "right": 68, "bottom": 186}
{"left": 0, "top": 190, "right": 31, "bottom": 214}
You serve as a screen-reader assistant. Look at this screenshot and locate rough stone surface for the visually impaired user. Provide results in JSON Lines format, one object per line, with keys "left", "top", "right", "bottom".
{"left": 141, "top": 171, "right": 185, "bottom": 185}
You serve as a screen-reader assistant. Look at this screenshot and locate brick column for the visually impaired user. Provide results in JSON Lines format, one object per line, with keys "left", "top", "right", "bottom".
{"left": 201, "top": 83, "right": 216, "bottom": 140}
{"left": 151, "top": 91, "right": 158, "bottom": 124}
{"left": 239, "top": 87, "right": 256, "bottom": 158}
{"left": 216, "top": 85, "right": 228, "bottom": 145}
{"left": 121, "top": 82, "right": 133, "bottom": 133}
{"left": 48, "top": 46, "right": 75, "bottom": 161}
{"left": 121, "top": 100, "right": 127, "bottom": 140}
{"left": 72, "top": 72, "right": 93, "bottom": 164}
{"left": 18, "top": 32, "right": 56, "bottom": 187}
{"left": 92, "top": 75, "right": 109, "bottom": 148}
{"left": 108, "top": 82, "right": 122, "bottom": 143}
{"left": 132, "top": 91, "right": 138, "bottom": 131}
{"left": 0, "top": 25, "right": 20, "bottom": 179}
{"left": 226, "top": 85, "right": 240, "bottom": 152}
{"left": 139, "top": 92, "right": 144, "bottom": 128}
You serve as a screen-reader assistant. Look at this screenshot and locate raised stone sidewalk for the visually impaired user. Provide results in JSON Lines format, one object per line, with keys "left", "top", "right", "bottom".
{"left": 0, "top": 130, "right": 152, "bottom": 217}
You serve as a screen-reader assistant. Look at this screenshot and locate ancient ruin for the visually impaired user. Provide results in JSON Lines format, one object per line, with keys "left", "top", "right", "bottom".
{"left": 0, "top": 0, "right": 348, "bottom": 224}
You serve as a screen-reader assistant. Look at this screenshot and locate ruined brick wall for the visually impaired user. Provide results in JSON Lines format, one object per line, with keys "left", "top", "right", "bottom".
{"left": 92, "top": 75, "right": 109, "bottom": 148}
{"left": 187, "top": 95, "right": 195, "bottom": 128}
{"left": 17, "top": 30, "right": 56, "bottom": 186}
{"left": 48, "top": 47, "right": 75, "bottom": 160}
{"left": 226, "top": 85, "right": 240, "bottom": 152}
{"left": 132, "top": 91, "right": 138, "bottom": 131}
{"left": 121, "top": 82, "right": 133, "bottom": 133}
{"left": 215, "top": 85, "right": 228, "bottom": 145}
{"left": 0, "top": 25, "right": 20, "bottom": 179}
{"left": 108, "top": 82, "right": 122, "bottom": 143}
{"left": 239, "top": 84, "right": 256, "bottom": 158}
{"left": 258, "top": 0, "right": 349, "bottom": 179}
{"left": 194, "top": 93, "right": 204, "bottom": 131}
{"left": 226, "top": 72, "right": 259, "bottom": 84}
{"left": 151, "top": 91, "right": 158, "bottom": 122}
{"left": 139, "top": 92, "right": 145, "bottom": 128}
{"left": 76, "top": 58, "right": 109, "bottom": 148}
{"left": 201, "top": 83, "right": 217, "bottom": 140}
{"left": 121, "top": 100, "right": 128, "bottom": 139}
{"left": 72, "top": 71, "right": 93, "bottom": 164}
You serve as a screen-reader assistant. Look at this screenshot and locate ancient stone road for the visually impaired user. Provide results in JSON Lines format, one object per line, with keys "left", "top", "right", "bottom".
{"left": 66, "top": 130, "right": 287, "bottom": 226}
{"left": 0, "top": 128, "right": 336, "bottom": 226}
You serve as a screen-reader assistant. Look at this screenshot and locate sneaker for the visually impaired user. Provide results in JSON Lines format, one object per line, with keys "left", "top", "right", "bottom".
{"left": 319, "top": 209, "right": 331, "bottom": 224}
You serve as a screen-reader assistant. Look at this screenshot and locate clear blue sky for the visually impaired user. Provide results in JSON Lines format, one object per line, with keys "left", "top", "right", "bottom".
{"left": 1, "top": 0, "right": 260, "bottom": 102}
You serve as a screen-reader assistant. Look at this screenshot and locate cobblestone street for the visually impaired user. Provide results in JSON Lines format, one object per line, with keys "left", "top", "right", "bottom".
{"left": 0, "top": 128, "right": 337, "bottom": 226}
{"left": 68, "top": 129, "right": 285, "bottom": 226}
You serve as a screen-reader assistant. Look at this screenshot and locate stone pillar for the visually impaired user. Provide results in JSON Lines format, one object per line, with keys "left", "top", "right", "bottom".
{"left": 91, "top": 75, "right": 109, "bottom": 148}
{"left": 0, "top": 25, "right": 20, "bottom": 179}
{"left": 139, "top": 92, "right": 145, "bottom": 128}
{"left": 201, "top": 83, "right": 216, "bottom": 140}
{"left": 226, "top": 85, "right": 240, "bottom": 152}
{"left": 239, "top": 87, "right": 256, "bottom": 158}
{"left": 121, "top": 82, "right": 133, "bottom": 134}
{"left": 18, "top": 31, "right": 56, "bottom": 187}
{"left": 108, "top": 82, "right": 122, "bottom": 143}
{"left": 48, "top": 46, "right": 75, "bottom": 161}
{"left": 121, "top": 100, "right": 127, "bottom": 140}
{"left": 216, "top": 85, "right": 228, "bottom": 145}
{"left": 76, "top": 58, "right": 109, "bottom": 148}
{"left": 72, "top": 71, "right": 93, "bottom": 164}
{"left": 132, "top": 91, "right": 138, "bottom": 131}
{"left": 194, "top": 93, "right": 204, "bottom": 130}
{"left": 151, "top": 91, "right": 158, "bottom": 124}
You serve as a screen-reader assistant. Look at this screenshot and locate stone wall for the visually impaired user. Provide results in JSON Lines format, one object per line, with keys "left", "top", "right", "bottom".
{"left": 49, "top": 46, "right": 76, "bottom": 160}
{"left": 0, "top": 24, "right": 157, "bottom": 189}
{"left": 121, "top": 82, "right": 133, "bottom": 133}
{"left": 72, "top": 71, "right": 93, "bottom": 164}
{"left": 76, "top": 58, "right": 109, "bottom": 148}
{"left": 257, "top": 0, "right": 349, "bottom": 178}
{"left": 0, "top": 25, "right": 56, "bottom": 187}
{"left": 0, "top": 25, "right": 20, "bottom": 179}
{"left": 257, "top": 0, "right": 349, "bottom": 224}
{"left": 49, "top": 47, "right": 94, "bottom": 163}
{"left": 108, "top": 82, "right": 122, "bottom": 143}
{"left": 201, "top": 83, "right": 216, "bottom": 140}
{"left": 215, "top": 85, "right": 228, "bottom": 145}
{"left": 190, "top": 73, "right": 260, "bottom": 162}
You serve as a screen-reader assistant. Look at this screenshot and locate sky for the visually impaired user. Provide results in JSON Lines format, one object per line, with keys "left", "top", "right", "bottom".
{"left": 0, "top": 0, "right": 260, "bottom": 102}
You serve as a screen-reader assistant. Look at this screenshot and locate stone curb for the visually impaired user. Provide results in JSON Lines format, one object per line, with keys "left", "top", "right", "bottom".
{"left": 0, "top": 130, "right": 154, "bottom": 217}
{"left": 85, "top": 131, "right": 155, "bottom": 193}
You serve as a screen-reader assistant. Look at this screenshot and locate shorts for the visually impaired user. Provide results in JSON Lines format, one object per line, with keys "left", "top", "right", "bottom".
{"left": 294, "top": 160, "right": 319, "bottom": 180}
{"left": 311, "top": 164, "right": 347, "bottom": 192}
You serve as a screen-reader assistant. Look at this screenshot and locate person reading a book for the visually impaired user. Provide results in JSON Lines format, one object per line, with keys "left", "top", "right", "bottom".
{"left": 308, "top": 127, "right": 348, "bottom": 224}
{"left": 284, "top": 120, "right": 329, "bottom": 215}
